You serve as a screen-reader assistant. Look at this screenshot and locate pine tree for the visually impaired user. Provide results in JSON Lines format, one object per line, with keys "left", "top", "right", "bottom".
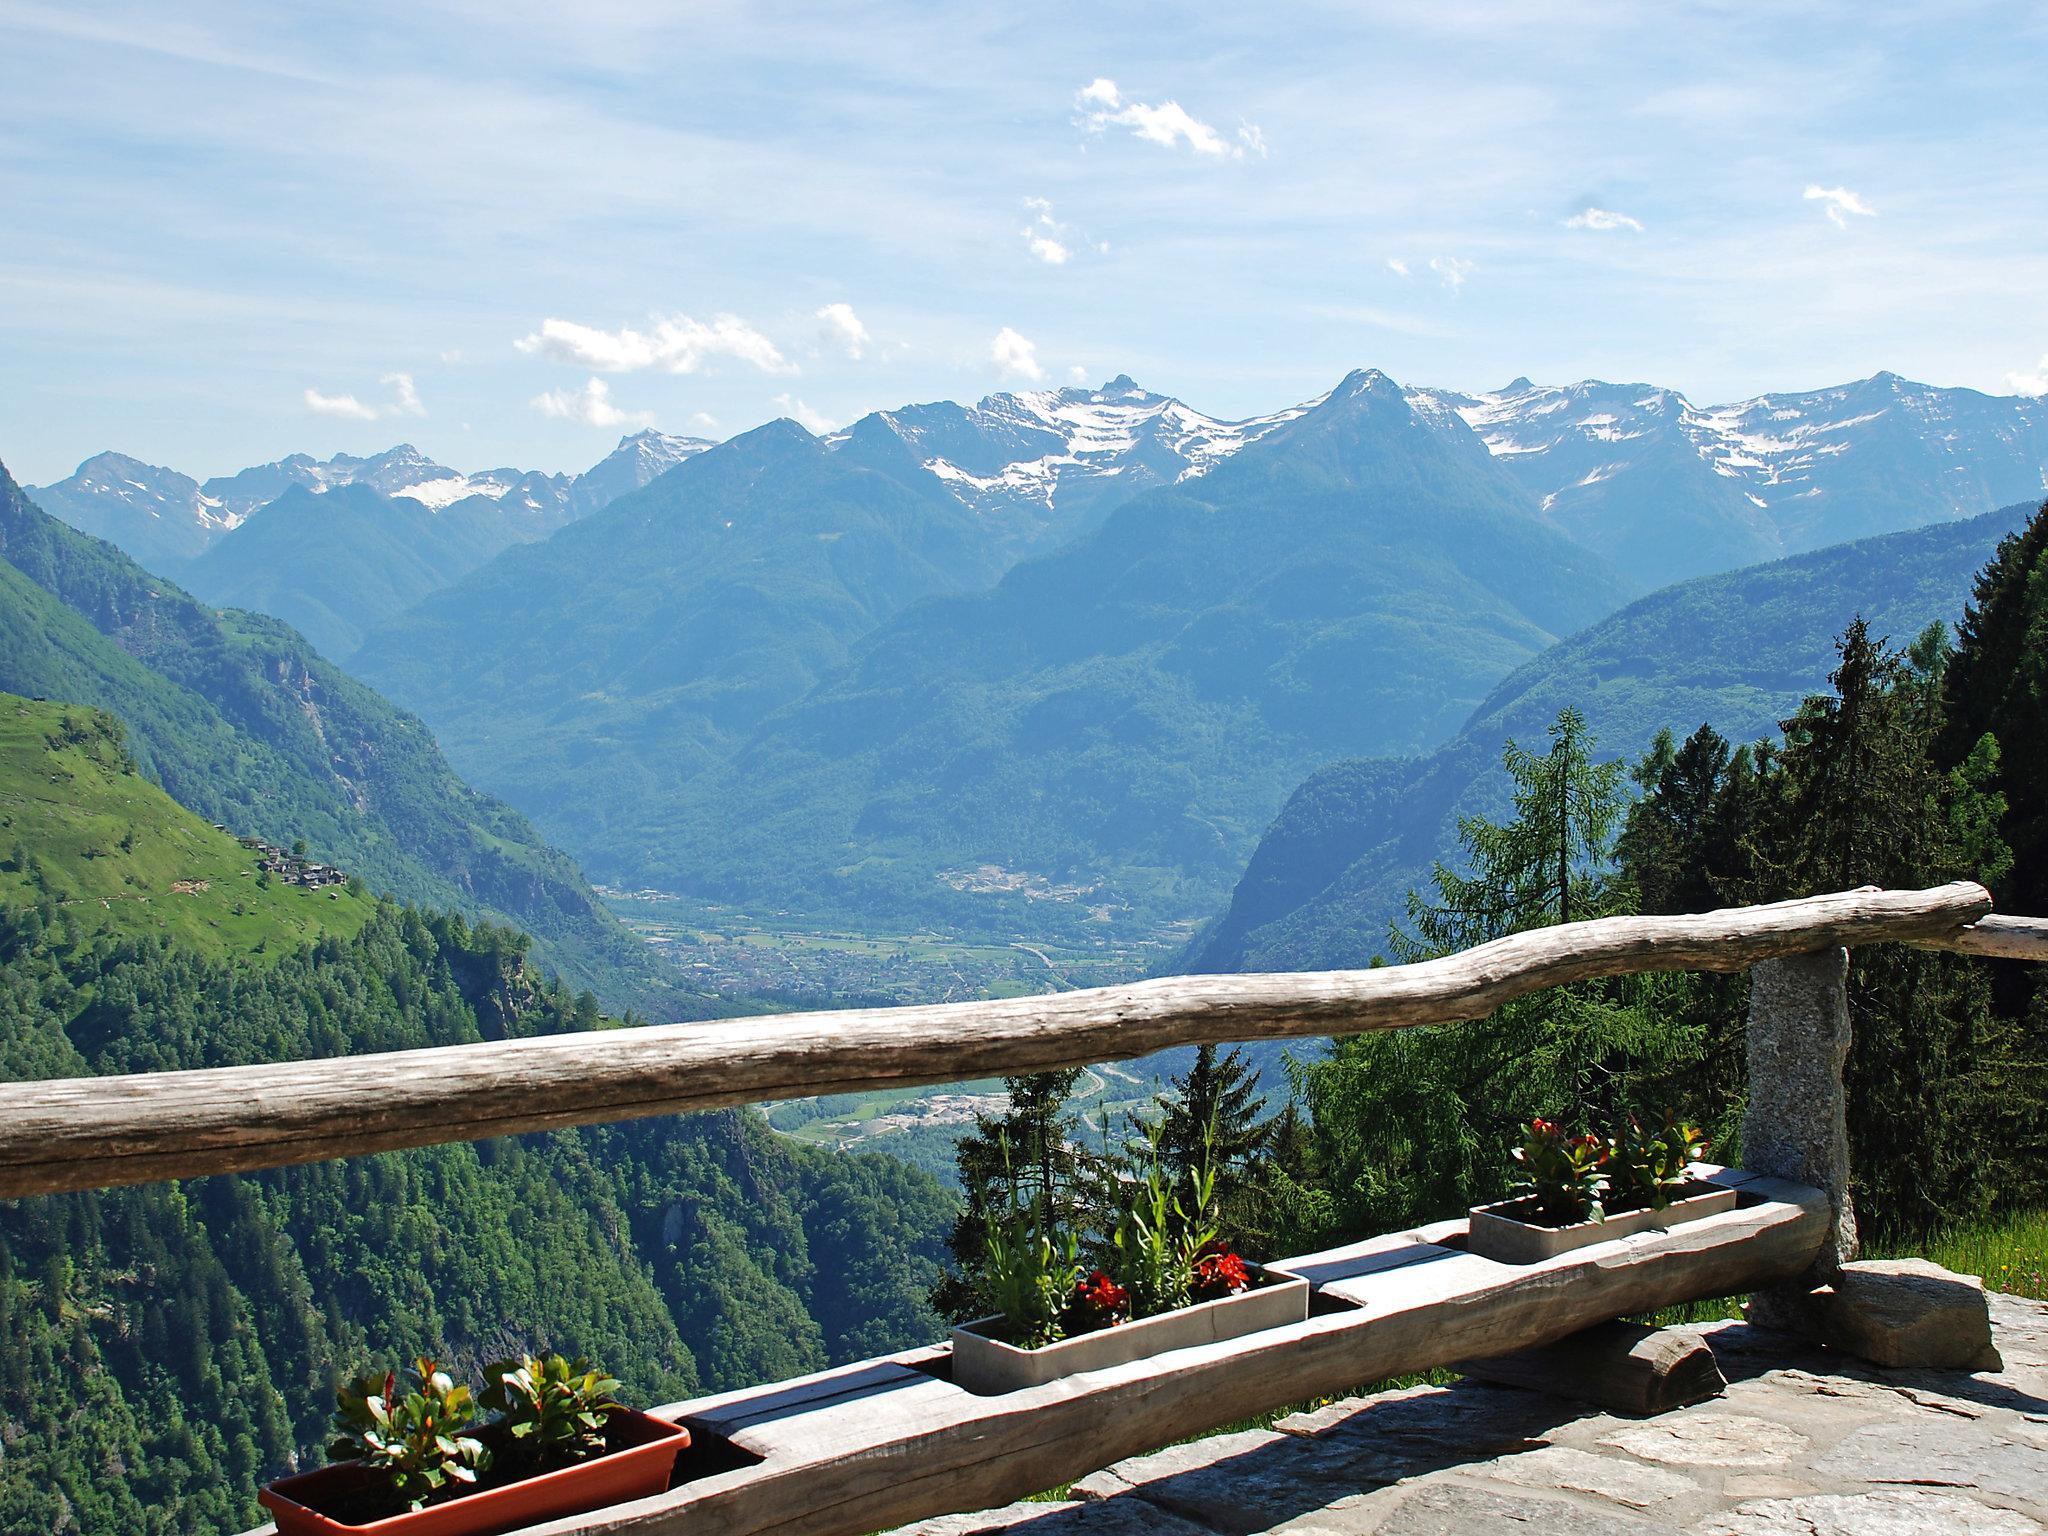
{"left": 933, "top": 1071, "right": 1098, "bottom": 1322}
{"left": 1157, "top": 1044, "right": 1265, "bottom": 1237}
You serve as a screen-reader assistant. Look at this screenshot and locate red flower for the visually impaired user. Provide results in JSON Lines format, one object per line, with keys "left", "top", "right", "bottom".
{"left": 1071, "top": 1269, "right": 1128, "bottom": 1325}
{"left": 1192, "top": 1249, "right": 1251, "bottom": 1299}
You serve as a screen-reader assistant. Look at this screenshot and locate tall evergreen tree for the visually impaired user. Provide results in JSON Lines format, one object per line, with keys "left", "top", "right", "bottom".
{"left": 933, "top": 1071, "right": 1098, "bottom": 1322}
{"left": 1157, "top": 1044, "right": 1265, "bottom": 1238}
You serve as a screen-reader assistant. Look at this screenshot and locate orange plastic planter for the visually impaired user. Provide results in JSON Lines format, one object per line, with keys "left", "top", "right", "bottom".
{"left": 259, "top": 1411, "right": 690, "bottom": 1536}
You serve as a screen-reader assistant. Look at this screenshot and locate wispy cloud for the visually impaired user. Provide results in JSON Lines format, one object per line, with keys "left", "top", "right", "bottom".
{"left": 1385, "top": 257, "right": 1411, "bottom": 278}
{"left": 515, "top": 314, "right": 793, "bottom": 374}
{"left": 814, "top": 302, "right": 870, "bottom": 360}
{"left": 1430, "top": 256, "right": 1475, "bottom": 291}
{"left": 1804, "top": 184, "right": 1875, "bottom": 228}
{"left": 303, "top": 372, "right": 424, "bottom": 421}
{"left": 990, "top": 326, "right": 1045, "bottom": 382}
{"left": 1075, "top": 78, "right": 1257, "bottom": 160}
{"left": 304, "top": 388, "right": 378, "bottom": 421}
{"left": 530, "top": 376, "right": 653, "bottom": 428}
{"left": 772, "top": 393, "right": 838, "bottom": 433}
{"left": 2007, "top": 353, "right": 2048, "bottom": 397}
{"left": 1565, "top": 206, "right": 1644, "bottom": 232}
{"left": 1021, "top": 196, "right": 1096, "bottom": 266}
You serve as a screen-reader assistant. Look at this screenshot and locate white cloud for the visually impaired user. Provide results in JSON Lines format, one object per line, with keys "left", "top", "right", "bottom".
{"left": 814, "top": 302, "right": 870, "bottom": 360}
{"left": 690, "top": 411, "right": 721, "bottom": 432}
{"left": 772, "top": 393, "right": 838, "bottom": 434}
{"left": 515, "top": 313, "right": 793, "bottom": 374}
{"left": 2006, "top": 354, "right": 2048, "bottom": 397}
{"left": 1068, "top": 364, "right": 1090, "bottom": 384}
{"left": 1075, "top": 78, "right": 1253, "bottom": 159}
{"left": 1430, "top": 256, "right": 1475, "bottom": 291}
{"left": 1385, "top": 257, "right": 1411, "bottom": 278}
{"left": 304, "top": 373, "right": 426, "bottom": 421}
{"left": 990, "top": 326, "right": 1046, "bottom": 382}
{"left": 1022, "top": 197, "right": 1100, "bottom": 265}
{"left": 530, "top": 376, "right": 654, "bottom": 428}
{"left": 304, "top": 388, "right": 378, "bottom": 421}
{"left": 1025, "top": 233, "right": 1070, "bottom": 264}
{"left": 382, "top": 371, "right": 425, "bottom": 416}
{"left": 1804, "top": 184, "right": 1876, "bottom": 228}
{"left": 1565, "top": 206, "right": 1644, "bottom": 232}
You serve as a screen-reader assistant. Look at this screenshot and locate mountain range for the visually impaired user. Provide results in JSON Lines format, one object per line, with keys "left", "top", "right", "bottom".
{"left": 26, "top": 365, "right": 2048, "bottom": 950}
{"left": 28, "top": 430, "right": 713, "bottom": 576}
{"left": 1412, "top": 372, "right": 2048, "bottom": 586}
{"left": 354, "top": 370, "right": 1630, "bottom": 930}
{"left": 1187, "top": 498, "right": 2041, "bottom": 975}
{"left": 0, "top": 457, "right": 697, "bottom": 1011}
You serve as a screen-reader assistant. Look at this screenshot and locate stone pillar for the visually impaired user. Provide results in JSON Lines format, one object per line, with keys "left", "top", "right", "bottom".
{"left": 1742, "top": 948, "right": 1857, "bottom": 1281}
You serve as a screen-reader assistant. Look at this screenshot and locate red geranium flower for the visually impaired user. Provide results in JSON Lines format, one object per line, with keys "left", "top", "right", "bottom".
{"left": 1192, "top": 1249, "right": 1251, "bottom": 1299}
{"left": 1069, "top": 1269, "right": 1128, "bottom": 1329}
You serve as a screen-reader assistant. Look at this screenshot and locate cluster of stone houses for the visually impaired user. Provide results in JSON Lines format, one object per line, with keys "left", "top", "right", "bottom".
{"left": 221, "top": 830, "right": 349, "bottom": 890}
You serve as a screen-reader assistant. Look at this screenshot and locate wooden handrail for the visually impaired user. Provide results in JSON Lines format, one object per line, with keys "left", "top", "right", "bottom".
{"left": 0, "top": 883, "right": 1999, "bottom": 1200}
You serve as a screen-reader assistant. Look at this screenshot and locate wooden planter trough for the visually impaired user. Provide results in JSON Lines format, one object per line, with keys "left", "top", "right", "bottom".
{"left": 1467, "top": 1175, "right": 1737, "bottom": 1265}
{"left": 342, "top": 1165, "right": 1817, "bottom": 1536}
{"left": 951, "top": 1267, "right": 1310, "bottom": 1395}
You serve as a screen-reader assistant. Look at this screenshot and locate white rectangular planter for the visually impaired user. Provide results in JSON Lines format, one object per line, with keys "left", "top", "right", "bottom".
{"left": 1467, "top": 1179, "right": 1738, "bottom": 1265}
{"left": 950, "top": 1269, "right": 1311, "bottom": 1396}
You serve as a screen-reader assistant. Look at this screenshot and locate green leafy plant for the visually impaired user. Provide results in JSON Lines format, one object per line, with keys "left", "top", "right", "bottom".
{"left": 330, "top": 1358, "right": 490, "bottom": 1512}
{"left": 982, "top": 1201, "right": 1083, "bottom": 1348}
{"left": 1113, "top": 1119, "right": 1222, "bottom": 1319}
{"left": 481, "top": 1353, "right": 624, "bottom": 1470}
{"left": 1508, "top": 1117, "right": 1610, "bottom": 1225}
{"left": 1607, "top": 1113, "right": 1710, "bottom": 1211}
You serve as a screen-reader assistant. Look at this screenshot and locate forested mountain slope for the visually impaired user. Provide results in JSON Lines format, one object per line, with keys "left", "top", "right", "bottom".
{"left": 0, "top": 459, "right": 685, "bottom": 1010}
{"left": 180, "top": 485, "right": 530, "bottom": 659}
{"left": 0, "top": 698, "right": 956, "bottom": 1535}
{"left": 350, "top": 418, "right": 1013, "bottom": 862}
{"left": 1190, "top": 499, "right": 2040, "bottom": 974}
{"left": 644, "top": 371, "right": 1631, "bottom": 935}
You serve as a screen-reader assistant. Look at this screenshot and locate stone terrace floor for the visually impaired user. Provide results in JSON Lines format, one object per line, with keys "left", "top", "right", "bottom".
{"left": 902, "top": 1295, "right": 2048, "bottom": 1535}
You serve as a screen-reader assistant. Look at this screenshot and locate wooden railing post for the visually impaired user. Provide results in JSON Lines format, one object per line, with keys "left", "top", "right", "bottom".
{"left": 1741, "top": 948, "right": 1858, "bottom": 1283}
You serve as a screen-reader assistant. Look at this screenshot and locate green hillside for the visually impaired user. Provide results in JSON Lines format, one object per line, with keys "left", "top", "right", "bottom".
{"left": 1190, "top": 499, "right": 2039, "bottom": 975}
{"left": 181, "top": 484, "right": 527, "bottom": 659}
{"left": 0, "top": 695, "right": 957, "bottom": 1535}
{"left": 0, "top": 457, "right": 691, "bottom": 1013}
{"left": 0, "top": 696, "right": 373, "bottom": 960}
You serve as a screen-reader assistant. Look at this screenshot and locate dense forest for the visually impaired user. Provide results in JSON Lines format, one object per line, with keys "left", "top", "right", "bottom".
{"left": 939, "top": 505, "right": 2048, "bottom": 1308}
{"left": 0, "top": 702, "right": 956, "bottom": 1536}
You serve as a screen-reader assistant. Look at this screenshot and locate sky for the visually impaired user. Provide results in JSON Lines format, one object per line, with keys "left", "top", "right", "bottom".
{"left": 3, "top": 0, "right": 2047, "bottom": 485}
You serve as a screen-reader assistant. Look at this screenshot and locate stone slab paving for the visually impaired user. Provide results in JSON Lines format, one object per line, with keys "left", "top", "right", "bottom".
{"left": 895, "top": 1294, "right": 2048, "bottom": 1535}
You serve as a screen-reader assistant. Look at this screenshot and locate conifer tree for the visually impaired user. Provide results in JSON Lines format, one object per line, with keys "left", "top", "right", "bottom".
{"left": 1158, "top": 1044, "right": 1265, "bottom": 1237}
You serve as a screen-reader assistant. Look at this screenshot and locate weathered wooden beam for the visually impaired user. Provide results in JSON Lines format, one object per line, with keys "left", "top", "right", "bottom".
{"left": 1456, "top": 1320, "right": 1727, "bottom": 1416}
{"left": 0, "top": 883, "right": 1989, "bottom": 1198}
{"left": 1919, "top": 912, "right": 2048, "bottom": 961}
{"left": 514, "top": 1172, "right": 1826, "bottom": 1536}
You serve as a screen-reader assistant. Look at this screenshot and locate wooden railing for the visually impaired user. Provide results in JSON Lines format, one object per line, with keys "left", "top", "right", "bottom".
{"left": 29, "top": 877, "right": 2012, "bottom": 1536}
{"left": 2, "top": 882, "right": 2037, "bottom": 1200}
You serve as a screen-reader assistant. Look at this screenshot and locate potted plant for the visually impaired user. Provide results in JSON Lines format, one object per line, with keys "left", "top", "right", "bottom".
{"left": 950, "top": 1126, "right": 1308, "bottom": 1395}
{"left": 1467, "top": 1114, "right": 1735, "bottom": 1265}
{"left": 259, "top": 1353, "right": 690, "bottom": 1535}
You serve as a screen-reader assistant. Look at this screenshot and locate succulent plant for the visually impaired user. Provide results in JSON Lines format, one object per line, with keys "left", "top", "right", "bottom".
{"left": 1607, "top": 1112, "right": 1710, "bottom": 1211}
{"left": 330, "top": 1358, "right": 490, "bottom": 1512}
{"left": 480, "top": 1353, "right": 624, "bottom": 1469}
{"left": 1508, "top": 1117, "right": 1611, "bottom": 1225}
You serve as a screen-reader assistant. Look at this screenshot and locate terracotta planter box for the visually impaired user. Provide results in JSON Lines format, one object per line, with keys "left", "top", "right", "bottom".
{"left": 259, "top": 1409, "right": 689, "bottom": 1536}
{"left": 1467, "top": 1179, "right": 1738, "bottom": 1265}
{"left": 951, "top": 1268, "right": 1310, "bottom": 1395}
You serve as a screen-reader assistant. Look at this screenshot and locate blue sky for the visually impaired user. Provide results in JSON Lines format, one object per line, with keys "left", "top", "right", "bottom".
{"left": 4, "top": 0, "right": 2046, "bottom": 485}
